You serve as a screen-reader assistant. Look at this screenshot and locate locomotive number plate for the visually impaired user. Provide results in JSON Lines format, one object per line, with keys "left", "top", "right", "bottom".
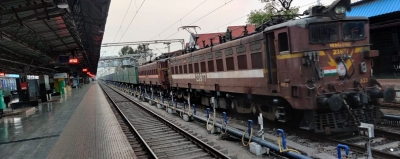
{"left": 360, "top": 78, "right": 368, "bottom": 84}
{"left": 332, "top": 49, "right": 349, "bottom": 55}
{"left": 195, "top": 73, "right": 207, "bottom": 82}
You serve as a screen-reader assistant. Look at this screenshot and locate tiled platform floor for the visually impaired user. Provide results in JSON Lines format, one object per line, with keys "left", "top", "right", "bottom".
{"left": 0, "top": 82, "right": 136, "bottom": 159}
{"left": 46, "top": 82, "right": 137, "bottom": 159}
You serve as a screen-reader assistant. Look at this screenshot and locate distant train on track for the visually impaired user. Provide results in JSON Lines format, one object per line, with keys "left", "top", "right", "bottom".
{"left": 102, "top": 0, "right": 396, "bottom": 134}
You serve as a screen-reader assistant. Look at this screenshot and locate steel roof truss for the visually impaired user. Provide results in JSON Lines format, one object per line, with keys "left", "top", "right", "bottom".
{"left": 43, "top": 19, "right": 69, "bottom": 49}
{"left": 11, "top": 6, "right": 23, "bottom": 26}
{"left": 0, "top": 2, "right": 54, "bottom": 16}
{"left": 0, "top": 8, "right": 60, "bottom": 29}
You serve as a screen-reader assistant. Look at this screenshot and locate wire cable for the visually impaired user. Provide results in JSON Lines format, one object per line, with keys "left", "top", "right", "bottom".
{"left": 206, "top": 15, "right": 248, "bottom": 33}
{"left": 100, "top": 0, "right": 134, "bottom": 58}
{"left": 118, "top": 0, "right": 147, "bottom": 42}
{"left": 163, "top": 0, "right": 234, "bottom": 40}
{"left": 109, "top": 0, "right": 147, "bottom": 56}
{"left": 150, "top": 0, "right": 208, "bottom": 40}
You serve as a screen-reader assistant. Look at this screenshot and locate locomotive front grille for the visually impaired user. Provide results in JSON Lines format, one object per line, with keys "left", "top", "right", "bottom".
{"left": 314, "top": 107, "right": 381, "bottom": 134}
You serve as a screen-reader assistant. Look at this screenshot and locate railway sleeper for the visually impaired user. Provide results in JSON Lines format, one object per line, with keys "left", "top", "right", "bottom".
{"left": 153, "top": 144, "right": 198, "bottom": 153}
{"left": 141, "top": 133, "right": 177, "bottom": 139}
{"left": 148, "top": 138, "right": 188, "bottom": 147}
{"left": 145, "top": 136, "right": 182, "bottom": 143}
{"left": 157, "top": 149, "right": 205, "bottom": 158}
{"left": 152, "top": 141, "right": 192, "bottom": 149}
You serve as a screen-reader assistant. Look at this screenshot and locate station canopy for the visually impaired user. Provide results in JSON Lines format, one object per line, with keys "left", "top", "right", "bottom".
{"left": 0, "top": 0, "right": 111, "bottom": 75}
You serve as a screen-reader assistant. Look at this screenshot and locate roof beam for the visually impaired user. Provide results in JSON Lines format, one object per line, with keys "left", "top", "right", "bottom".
{"left": 35, "top": 13, "right": 63, "bottom": 21}
{"left": 35, "top": 27, "right": 67, "bottom": 34}
{"left": 47, "top": 36, "right": 73, "bottom": 41}
{"left": 11, "top": 7, "right": 23, "bottom": 26}
{"left": 0, "top": 8, "right": 60, "bottom": 29}
{"left": 53, "top": 41, "right": 76, "bottom": 48}
{"left": 0, "top": 58, "right": 54, "bottom": 71}
{"left": 42, "top": 19, "right": 70, "bottom": 49}
{"left": 0, "top": 2, "right": 54, "bottom": 16}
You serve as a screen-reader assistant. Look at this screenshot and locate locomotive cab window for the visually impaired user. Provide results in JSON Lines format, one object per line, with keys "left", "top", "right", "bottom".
{"left": 278, "top": 32, "right": 289, "bottom": 53}
{"left": 342, "top": 21, "right": 365, "bottom": 41}
{"left": 309, "top": 23, "right": 339, "bottom": 43}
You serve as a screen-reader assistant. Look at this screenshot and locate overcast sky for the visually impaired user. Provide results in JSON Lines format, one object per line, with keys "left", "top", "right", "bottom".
{"left": 100, "top": 0, "right": 348, "bottom": 58}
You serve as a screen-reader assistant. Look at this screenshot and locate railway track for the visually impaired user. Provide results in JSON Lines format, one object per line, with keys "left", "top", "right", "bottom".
{"left": 109, "top": 82, "right": 400, "bottom": 159}
{"left": 380, "top": 103, "right": 400, "bottom": 110}
{"left": 100, "top": 83, "right": 232, "bottom": 159}
{"left": 289, "top": 128, "right": 400, "bottom": 159}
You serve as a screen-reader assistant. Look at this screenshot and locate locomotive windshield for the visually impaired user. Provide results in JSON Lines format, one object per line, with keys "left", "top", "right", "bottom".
{"left": 309, "top": 21, "right": 366, "bottom": 44}
{"left": 342, "top": 21, "right": 365, "bottom": 41}
{"left": 309, "top": 23, "right": 339, "bottom": 43}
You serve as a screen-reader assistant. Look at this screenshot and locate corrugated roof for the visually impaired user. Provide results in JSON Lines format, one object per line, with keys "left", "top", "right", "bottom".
{"left": 227, "top": 25, "right": 256, "bottom": 38}
{"left": 347, "top": 0, "right": 400, "bottom": 18}
{"left": 196, "top": 32, "right": 225, "bottom": 49}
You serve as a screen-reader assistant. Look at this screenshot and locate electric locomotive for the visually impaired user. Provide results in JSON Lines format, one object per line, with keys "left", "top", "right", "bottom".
{"left": 125, "top": 0, "right": 396, "bottom": 134}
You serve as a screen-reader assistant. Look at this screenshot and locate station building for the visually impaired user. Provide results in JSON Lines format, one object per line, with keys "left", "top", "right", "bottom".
{"left": 348, "top": 0, "right": 400, "bottom": 78}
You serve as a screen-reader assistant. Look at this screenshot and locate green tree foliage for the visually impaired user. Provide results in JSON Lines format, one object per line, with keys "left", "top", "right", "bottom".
{"left": 247, "top": 0, "right": 300, "bottom": 27}
{"left": 118, "top": 45, "right": 135, "bottom": 56}
{"left": 133, "top": 45, "right": 146, "bottom": 53}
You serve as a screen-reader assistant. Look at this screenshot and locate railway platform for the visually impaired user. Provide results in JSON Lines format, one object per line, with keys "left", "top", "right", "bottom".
{"left": 0, "top": 82, "right": 137, "bottom": 159}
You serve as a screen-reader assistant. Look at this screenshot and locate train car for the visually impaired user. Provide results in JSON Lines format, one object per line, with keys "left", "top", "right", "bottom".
{"left": 128, "top": 67, "right": 139, "bottom": 84}
{"left": 138, "top": 59, "right": 169, "bottom": 94}
{"left": 165, "top": 0, "right": 396, "bottom": 133}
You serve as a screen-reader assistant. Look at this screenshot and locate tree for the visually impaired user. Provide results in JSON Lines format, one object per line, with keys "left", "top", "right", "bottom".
{"left": 133, "top": 45, "right": 146, "bottom": 54}
{"left": 118, "top": 45, "right": 135, "bottom": 56}
{"left": 247, "top": 0, "right": 299, "bottom": 27}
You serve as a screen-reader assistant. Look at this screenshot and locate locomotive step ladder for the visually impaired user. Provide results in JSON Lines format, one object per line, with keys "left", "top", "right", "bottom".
{"left": 276, "top": 106, "right": 287, "bottom": 122}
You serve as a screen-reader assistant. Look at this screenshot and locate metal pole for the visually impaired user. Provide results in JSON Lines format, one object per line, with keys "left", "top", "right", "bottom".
{"left": 317, "top": 0, "right": 320, "bottom": 5}
{"left": 164, "top": 42, "right": 171, "bottom": 53}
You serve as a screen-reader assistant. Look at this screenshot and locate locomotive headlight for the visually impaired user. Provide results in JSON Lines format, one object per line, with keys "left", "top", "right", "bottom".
{"left": 335, "top": 6, "right": 346, "bottom": 14}
{"left": 360, "top": 62, "right": 367, "bottom": 73}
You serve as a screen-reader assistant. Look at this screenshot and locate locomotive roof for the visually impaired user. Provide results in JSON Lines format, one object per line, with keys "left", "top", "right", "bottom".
{"left": 264, "top": 16, "right": 369, "bottom": 32}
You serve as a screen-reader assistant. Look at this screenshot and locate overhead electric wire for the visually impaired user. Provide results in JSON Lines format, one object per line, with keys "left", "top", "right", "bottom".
{"left": 205, "top": 0, "right": 320, "bottom": 38}
{"left": 207, "top": 14, "right": 248, "bottom": 33}
{"left": 109, "top": 0, "right": 147, "bottom": 56}
{"left": 150, "top": 0, "right": 208, "bottom": 40}
{"left": 117, "top": 0, "right": 147, "bottom": 42}
{"left": 109, "top": 0, "right": 321, "bottom": 56}
{"left": 101, "top": 0, "right": 134, "bottom": 58}
{"left": 188, "top": 0, "right": 233, "bottom": 26}
{"left": 163, "top": 0, "right": 234, "bottom": 40}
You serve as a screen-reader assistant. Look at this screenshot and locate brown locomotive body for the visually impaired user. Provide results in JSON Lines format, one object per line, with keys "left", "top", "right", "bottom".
{"left": 138, "top": 59, "right": 169, "bottom": 90}
{"left": 134, "top": 0, "right": 395, "bottom": 133}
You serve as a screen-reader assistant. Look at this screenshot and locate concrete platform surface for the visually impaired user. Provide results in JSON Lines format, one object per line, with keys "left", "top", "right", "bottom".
{"left": 46, "top": 82, "right": 137, "bottom": 159}
{"left": 0, "top": 83, "right": 89, "bottom": 159}
{"left": 0, "top": 82, "right": 134, "bottom": 159}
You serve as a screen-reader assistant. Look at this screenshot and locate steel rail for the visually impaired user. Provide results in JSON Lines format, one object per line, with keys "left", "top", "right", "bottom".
{"left": 99, "top": 83, "right": 158, "bottom": 159}
{"left": 374, "top": 129, "right": 400, "bottom": 141}
{"left": 292, "top": 129, "right": 400, "bottom": 159}
{"left": 100, "top": 82, "right": 231, "bottom": 159}
{"left": 107, "top": 82, "right": 313, "bottom": 159}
